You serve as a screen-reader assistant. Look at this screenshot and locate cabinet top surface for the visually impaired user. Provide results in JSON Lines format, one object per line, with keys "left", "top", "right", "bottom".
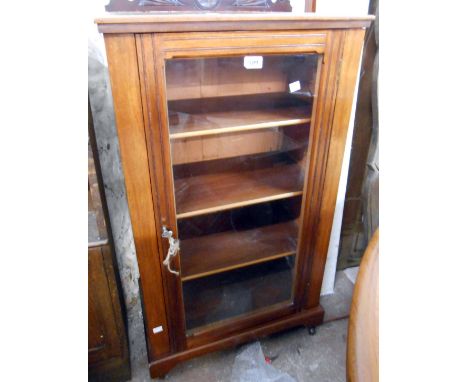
{"left": 95, "top": 12, "right": 374, "bottom": 33}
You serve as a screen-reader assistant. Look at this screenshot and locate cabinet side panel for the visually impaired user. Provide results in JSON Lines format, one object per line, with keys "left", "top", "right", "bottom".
{"left": 305, "top": 29, "right": 366, "bottom": 308}
{"left": 136, "top": 33, "right": 187, "bottom": 353}
{"left": 104, "top": 33, "right": 171, "bottom": 358}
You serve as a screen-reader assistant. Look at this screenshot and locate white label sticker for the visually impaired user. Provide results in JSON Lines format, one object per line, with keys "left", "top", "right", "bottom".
{"left": 289, "top": 81, "right": 301, "bottom": 93}
{"left": 152, "top": 326, "right": 163, "bottom": 334}
{"left": 244, "top": 56, "right": 263, "bottom": 69}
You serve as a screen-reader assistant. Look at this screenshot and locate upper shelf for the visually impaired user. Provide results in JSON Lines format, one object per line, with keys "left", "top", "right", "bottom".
{"left": 170, "top": 107, "right": 310, "bottom": 139}
{"left": 168, "top": 93, "right": 312, "bottom": 139}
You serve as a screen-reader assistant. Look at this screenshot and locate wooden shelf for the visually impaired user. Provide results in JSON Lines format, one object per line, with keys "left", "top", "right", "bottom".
{"left": 168, "top": 93, "right": 312, "bottom": 139}
{"left": 183, "top": 257, "right": 294, "bottom": 331}
{"left": 169, "top": 106, "right": 310, "bottom": 139}
{"left": 180, "top": 220, "right": 298, "bottom": 281}
{"left": 175, "top": 163, "right": 304, "bottom": 219}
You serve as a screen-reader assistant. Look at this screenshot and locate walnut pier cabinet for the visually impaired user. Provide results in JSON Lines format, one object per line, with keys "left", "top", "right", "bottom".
{"left": 96, "top": 13, "right": 373, "bottom": 378}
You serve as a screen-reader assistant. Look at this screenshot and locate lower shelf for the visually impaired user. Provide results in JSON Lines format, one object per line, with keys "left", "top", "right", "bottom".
{"left": 174, "top": 161, "right": 304, "bottom": 219}
{"left": 180, "top": 220, "right": 298, "bottom": 281}
{"left": 183, "top": 256, "right": 294, "bottom": 331}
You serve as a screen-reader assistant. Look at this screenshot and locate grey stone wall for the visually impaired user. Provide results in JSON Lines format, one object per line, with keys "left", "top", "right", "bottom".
{"left": 88, "top": 37, "right": 147, "bottom": 371}
{"left": 88, "top": 38, "right": 141, "bottom": 312}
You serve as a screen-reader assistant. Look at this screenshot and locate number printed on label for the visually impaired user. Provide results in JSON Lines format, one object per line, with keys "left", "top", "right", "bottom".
{"left": 244, "top": 56, "right": 263, "bottom": 70}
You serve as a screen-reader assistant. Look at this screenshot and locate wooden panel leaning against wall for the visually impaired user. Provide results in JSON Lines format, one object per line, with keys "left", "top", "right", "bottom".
{"left": 96, "top": 14, "right": 373, "bottom": 378}
{"left": 88, "top": 99, "right": 131, "bottom": 382}
{"left": 338, "top": 0, "right": 379, "bottom": 270}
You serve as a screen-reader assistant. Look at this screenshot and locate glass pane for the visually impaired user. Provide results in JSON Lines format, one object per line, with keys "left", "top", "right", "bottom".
{"left": 165, "top": 53, "right": 320, "bottom": 333}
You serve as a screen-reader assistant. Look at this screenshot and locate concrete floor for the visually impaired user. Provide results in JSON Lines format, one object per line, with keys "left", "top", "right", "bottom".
{"left": 127, "top": 270, "right": 356, "bottom": 382}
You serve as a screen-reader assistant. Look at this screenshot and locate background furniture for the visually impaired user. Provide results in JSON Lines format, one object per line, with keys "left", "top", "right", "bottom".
{"left": 105, "top": 0, "right": 294, "bottom": 12}
{"left": 88, "top": 101, "right": 131, "bottom": 382}
{"left": 96, "top": 13, "right": 373, "bottom": 377}
{"left": 347, "top": 229, "right": 379, "bottom": 382}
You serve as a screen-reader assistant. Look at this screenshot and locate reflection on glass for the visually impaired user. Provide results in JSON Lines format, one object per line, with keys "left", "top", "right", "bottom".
{"left": 183, "top": 256, "right": 296, "bottom": 330}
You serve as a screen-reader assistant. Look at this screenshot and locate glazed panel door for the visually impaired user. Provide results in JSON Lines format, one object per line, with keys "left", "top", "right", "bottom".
{"left": 138, "top": 30, "right": 340, "bottom": 349}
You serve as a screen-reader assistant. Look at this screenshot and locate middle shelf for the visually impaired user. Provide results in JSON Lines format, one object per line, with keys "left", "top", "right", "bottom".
{"left": 174, "top": 160, "right": 304, "bottom": 219}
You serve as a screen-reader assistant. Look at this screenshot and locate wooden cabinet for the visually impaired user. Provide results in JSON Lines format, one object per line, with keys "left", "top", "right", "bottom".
{"left": 96, "top": 13, "right": 373, "bottom": 378}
